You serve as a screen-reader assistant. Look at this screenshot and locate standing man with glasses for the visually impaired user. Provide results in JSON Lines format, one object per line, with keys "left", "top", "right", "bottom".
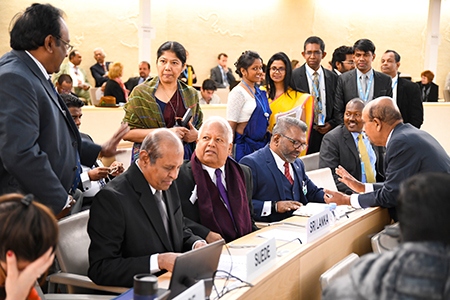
{"left": 291, "top": 36, "right": 339, "bottom": 154}
{"left": 330, "top": 45, "right": 355, "bottom": 75}
{"left": 0, "top": 3, "right": 128, "bottom": 216}
{"left": 240, "top": 117, "right": 326, "bottom": 222}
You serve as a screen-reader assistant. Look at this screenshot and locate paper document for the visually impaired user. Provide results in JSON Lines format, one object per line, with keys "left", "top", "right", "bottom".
{"left": 293, "top": 203, "right": 355, "bottom": 218}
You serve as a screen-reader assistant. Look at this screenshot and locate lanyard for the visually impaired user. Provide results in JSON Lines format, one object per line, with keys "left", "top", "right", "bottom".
{"left": 241, "top": 81, "right": 269, "bottom": 118}
{"left": 357, "top": 72, "right": 374, "bottom": 101}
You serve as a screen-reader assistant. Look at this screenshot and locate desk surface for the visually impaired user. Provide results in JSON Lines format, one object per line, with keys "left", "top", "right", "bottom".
{"left": 158, "top": 207, "right": 390, "bottom": 300}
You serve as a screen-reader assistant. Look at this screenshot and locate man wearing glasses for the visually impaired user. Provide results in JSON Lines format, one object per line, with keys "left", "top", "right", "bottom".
{"left": 292, "top": 36, "right": 339, "bottom": 154}
{"left": 330, "top": 45, "right": 355, "bottom": 76}
{"left": 0, "top": 3, "right": 128, "bottom": 216}
{"left": 240, "top": 117, "right": 326, "bottom": 222}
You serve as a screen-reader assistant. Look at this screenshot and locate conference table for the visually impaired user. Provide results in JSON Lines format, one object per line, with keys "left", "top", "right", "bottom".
{"left": 158, "top": 207, "right": 391, "bottom": 300}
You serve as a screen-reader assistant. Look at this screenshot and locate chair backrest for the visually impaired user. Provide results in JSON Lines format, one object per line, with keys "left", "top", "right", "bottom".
{"left": 371, "top": 222, "right": 401, "bottom": 254}
{"left": 56, "top": 210, "right": 91, "bottom": 276}
{"left": 320, "top": 253, "right": 359, "bottom": 291}
{"left": 306, "top": 167, "right": 338, "bottom": 191}
{"left": 215, "top": 88, "right": 229, "bottom": 104}
{"left": 300, "top": 152, "right": 320, "bottom": 172}
{"left": 89, "top": 87, "right": 103, "bottom": 107}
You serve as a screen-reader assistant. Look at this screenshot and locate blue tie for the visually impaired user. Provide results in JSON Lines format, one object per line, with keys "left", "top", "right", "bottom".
{"left": 215, "top": 169, "right": 235, "bottom": 225}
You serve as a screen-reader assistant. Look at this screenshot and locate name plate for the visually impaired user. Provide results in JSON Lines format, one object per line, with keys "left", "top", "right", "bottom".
{"left": 172, "top": 279, "right": 205, "bottom": 300}
{"left": 246, "top": 238, "right": 276, "bottom": 282}
{"left": 306, "top": 209, "right": 331, "bottom": 243}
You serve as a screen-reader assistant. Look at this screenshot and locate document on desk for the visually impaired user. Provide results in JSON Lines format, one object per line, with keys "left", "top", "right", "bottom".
{"left": 293, "top": 203, "right": 355, "bottom": 218}
{"left": 256, "top": 229, "right": 307, "bottom": 243}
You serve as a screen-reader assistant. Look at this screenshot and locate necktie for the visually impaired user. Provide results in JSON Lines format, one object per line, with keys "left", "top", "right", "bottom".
{"left": 284, "top": 161, "right": 294, "bottom": 185}
{"left": 155, "top": 190, "right": 170, "bottom": 236}
{"left": 222, "top": 69, "right": 229, "bottom": 87}
{"left": 361, "top": 75, "right": 367, "bottom": 94}
{"left": 358, "top": 134, "right": 375, "bottom": 183}
{"left": 215, "top": 169, "right": 235, "bottom": 224}
{"left": 312, "top": 72, "right": 322, "bottom": 124}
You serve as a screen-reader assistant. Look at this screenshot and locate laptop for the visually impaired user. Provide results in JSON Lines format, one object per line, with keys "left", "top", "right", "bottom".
{"left": 113, "top": 239, "right": 225, "bottom": 300}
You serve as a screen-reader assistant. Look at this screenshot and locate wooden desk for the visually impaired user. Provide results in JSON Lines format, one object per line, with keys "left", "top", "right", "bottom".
{"left": 209, "top": 207, "right": 390, "bottom": 300}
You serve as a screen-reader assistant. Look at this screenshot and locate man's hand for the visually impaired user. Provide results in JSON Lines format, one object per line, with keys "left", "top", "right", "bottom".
{"left": 315, "top": 122, "right": 332, "bottom": 135}
{"left": 182, "top": 122, "right": 198, "bottom": 143}
{"left": 193, "top": 241, "right": 207, "bottom": 249}
{"left": 88, "top": 167, "right": 110, "bottom": 181}
{"left": 157, "top": 253, "right": 180, "bottom": 272}
{"left": 100, "top": 123, "right": 130, "bottom": 158}
{"left": 170, "top": 126, "right": 189, "bottom": 139}
{"left": 323, "top": 189, "right": 351, "bottom": 205}
{"left": 109, "top": 161, "right": 124, "bottom": 176}
{"left": 276, "top": 201, "right": 302, "bottom": 213}
{"left": 205, "top": 231, "right": 223, "bottom": 244}
{"left": 335, "top": 165, "right": 365, "bottom": 193}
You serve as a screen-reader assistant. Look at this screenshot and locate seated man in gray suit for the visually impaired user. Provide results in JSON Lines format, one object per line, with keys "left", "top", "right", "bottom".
{"left": 210, "top": 53, "right": 236, "bottom": 89}
{"left": 319, "top": 99, "right": 383, "bottom": 194}
{"left": 88, "top": 129, "right": 206, "bottom": 287}
{"left": 176, "top": 117, "right": 257, "bottom": 243}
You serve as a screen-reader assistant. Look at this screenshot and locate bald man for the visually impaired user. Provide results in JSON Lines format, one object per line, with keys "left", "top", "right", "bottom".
{"left": 325, "top": 97, "right": 450, "bottom": 221}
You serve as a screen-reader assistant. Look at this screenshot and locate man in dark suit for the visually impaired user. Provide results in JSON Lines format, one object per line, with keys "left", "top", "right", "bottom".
{"left": 0, "top": 3, "right": 127, "bottom": 215}
{"left": 325, "top": 97, "right": 450, "bottom": 221}
{"left": 210, "top": 53, "right": 236, "bottom": 89}
{"left": 330, "top": 45, "right": 355, "bottom": 76}
{"left": 319, "top": 99, "right": 382, "bottom": 194}
{"left": 240, "top": 117, "right": 326, "bottom": 223}
{"left": 90, "top": 47, "right": 111, "bottom": 87}
{"left": 334, "top": 39, "right": 393, "bottom": 124}
{"left": 176, "top": 117, "right": 256, "bottom": 243}
{"left": 291, "top": 36, "right": 339, "bottom": 154}
{"left": 380, "top": 50, "right": 423, "bottom": 128}
{"left": 125, "top": 61, "right": 152, "bottom": 92}
{"left": 88, "top": 129, "right": 206, "bottom": 287}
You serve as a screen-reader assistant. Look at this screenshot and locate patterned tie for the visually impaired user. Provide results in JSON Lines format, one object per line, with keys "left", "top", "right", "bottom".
{"left": 215, "top": 169, "right": 235, "bottom": 224}
{"left": 312, "top": 72, "right": 322, "bottom": 124}
{"left": 284, "top": 161, "right": 294, "bottom": 185}
{"left": 358, "top": 134, "right": 375, "bottom": 183}
{"left": 155, "top": 190, "right": 170, "bottom": 236}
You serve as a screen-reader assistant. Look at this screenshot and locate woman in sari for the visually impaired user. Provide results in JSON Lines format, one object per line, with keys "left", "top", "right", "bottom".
{"left": 123, "top": 41, "right": 202, "bottom": 161}
{"left": 227, "top": 51, "right": 271, "bottom": 162}
{"left": 266, "top": 52, "right": 314, "bottom": 156}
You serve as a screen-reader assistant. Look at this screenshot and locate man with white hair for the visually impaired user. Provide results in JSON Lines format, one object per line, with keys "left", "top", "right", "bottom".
{"left": 90, "top": 47, "right": 111, "bottom": 87}
{"left": 175, "top": 116, "right": 256, "bottom": 243}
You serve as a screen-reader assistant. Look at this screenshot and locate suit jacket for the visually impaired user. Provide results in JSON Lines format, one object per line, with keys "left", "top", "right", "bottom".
{"left": 416, "top": 81, "right": 439, "bottom": 102}
{"left": 88, "top": 162, "right": 202, "bottom": 287}
{"left": 90, "top": 62, "right": 111, "bottom": 87}
{"left": 0, "top": 50, "right": 100, "bottom": 213}
{"left": 240, "top": 145, "right": 325, "bottom": 222}
{"left": 334, "top": 69, "right": 392, "bottom": 124}
{"left": 104, "top": 79, "right": 126, "bottom": 104}
{"left": 396, "top": 77, "right": 423, "bottom": 128}
{"left": 319, "top": 125, "right": 384, "bottom": 194}
{"left": 291, "top": 64, "right": 339, "bottom": 128}
{"left": 125, "top": 76, "right": 152, "bottom": 93}
{"left": 210, "top": 66, "right": 236, "bottom": 89}
{"left": 175, "top": 160, "right": 257, "bottom": 240}
{"left": 358, "top": 123, "right": 450, "bottom": 220}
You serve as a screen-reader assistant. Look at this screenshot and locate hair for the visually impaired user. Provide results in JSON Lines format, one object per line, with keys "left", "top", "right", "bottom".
{"left": 291, "top": 59, "right": 299, "bottom": 69}
{"left": 57, "top": 73, "right": 73, "bottom": 85}
{"left": 202, "top": 79, "right": 217, "bottom": 91}
{"left": 68, "top": 50, "right": 78, "bottom": 61}
{"left": 304, "top": 36, "right": 325, "bottom": 52}
{"left": 218, "top": 53, "right": 228, "bottom": 59}
{"left": 9, "top": 3, "right": 64, "bottom": 51}
{"left": 331, "top": 46, "right": 353, "bottom": 69}
{"left": 198, "top": 116, "right": 233, "bottom": 144}
{"left": 353, "top": 39, "right": 376, "bottom": 54}
{"left": 398, "top": 173, "right": 450, "bottom": 244}
{"left": 93, "top": 47, "right": 105, "bottom": 56}
{"left": 61, "top": 93, "right": 84, "bottom": 108}
{"left": 266, "top": 52, "right": 293, "bottom": 100}
{"left": 272, "top": 117, "right": 308, "bottom": 136}
{"left": 140, "top": 128, "right": 182, "bottom": 164}
{"left": 140, "top": 61, "right": 151, "bottom": 70}
{"left": 0, "top": 193, "right": 58, "bottom": 266}
{"left": 366, "top": 97, "right": 403, "bottom": 125}
{"left": 346, "top": 98, "right": 365, "bottom": 111}
{"left": 421, "top": 70, "right": 435, "bottom": 82}
{"left": 234, "top": 51, "right": 262, "bottom": 78}
{"left": 156, "top": 41, "right": 187, "bottom": 65}
{"left": 108, "top": 62, "right": 123, "bottom": 79}
{"left": 384, "top": 49, "right": 401, "bottom": 63}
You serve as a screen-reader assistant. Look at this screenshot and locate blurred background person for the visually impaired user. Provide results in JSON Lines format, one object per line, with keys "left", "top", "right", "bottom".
{"left": 123, "top": 41, "right": 203, "bottom": 162}
{"left": 210, "top": 53, "right": 236, "bottom": 89}
{"left": 291, "top": 59, "right": 301, "bottom": 70}
{"left": 199, "top": 79, "right": 220, "bottom": 104}
{"left": 178, "top": 50, "right": 197, "bottom": 85}
{"left": 227, "top": 50, "right": 271, "bottom": 161}
{"left": 0, "top": 194, "right": 58, "bottom": 300}
{"left": 416, "top": 70, "right": 439, "bottom": 102}
{"left": 330, "top": 45, "right": 355, "bottom": 75}
{"left": 90, "top": 47, "right": 111, "bottom": 88}
{"left": 104, "top": 62, "right": 128, "bottom": 105}
{"left": 125, "top": 61, "right": 152, "bottom": 93}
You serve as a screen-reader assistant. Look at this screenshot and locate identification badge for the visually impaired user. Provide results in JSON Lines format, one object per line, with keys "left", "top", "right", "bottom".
{"left": 302, "top": 181, "right": 308, "bottom": 195}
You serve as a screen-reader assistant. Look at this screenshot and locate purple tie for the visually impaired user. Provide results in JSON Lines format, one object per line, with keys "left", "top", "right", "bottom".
{"left": 215, "top": 168, "right": 235, "bottom": 224}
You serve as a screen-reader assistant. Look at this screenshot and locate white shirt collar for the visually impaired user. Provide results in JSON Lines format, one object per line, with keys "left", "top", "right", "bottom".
{"left": 25, "top": 50, "right": 50, "bottom": 80}
{"left": 269, "top": 148, "right": 288, "bottom": 172}
{"left": 356, "top": 68, "right": 373, "bottom": 78}
{"left": 135, "top": 159, "right": 158, "bottom": 195}
{"left": 305, "top": 64, "right": 322, "bottom": 76}
{"left": 202, "top": 164, "right": 225, "bottom": 183}
{"left": 386, "top": 128, "right": 395, "bottom": 147}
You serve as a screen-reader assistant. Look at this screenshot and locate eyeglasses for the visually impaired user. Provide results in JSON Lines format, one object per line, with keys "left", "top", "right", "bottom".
{"left": 280, "top": 133, "right": 308, "bottom": 150}
{"left": 56, "top": 36, "right": 73, "bottom": 52}
{"left": 304, "top": 50, "right": 322, "bottom": 57}
{"left": 270, "top": 67, "right": 286, "bottom": 73}
{"left": 342, "top": 60, "right": 354, "bottom": 65}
